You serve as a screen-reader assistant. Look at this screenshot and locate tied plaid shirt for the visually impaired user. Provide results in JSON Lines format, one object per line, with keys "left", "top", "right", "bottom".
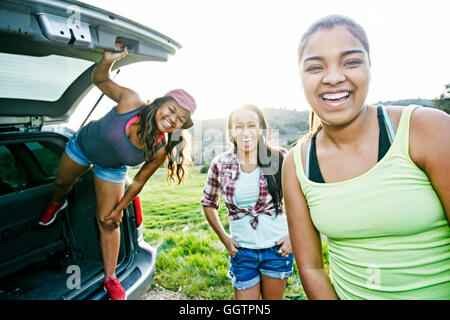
{"left": 200, "top": 147, "right": 286, "bottom": 229}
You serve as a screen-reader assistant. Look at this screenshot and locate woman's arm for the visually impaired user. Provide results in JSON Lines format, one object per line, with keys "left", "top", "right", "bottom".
{"left": 410, "top": 107, "right": 450, "bottom": 223}
{"left": 102, "top": 147, "right": 166, "bottom": 228}
{"left": 200, "top": 159, "right": 240, "bottom": 256}
{"left": 202, "top": 206, "right": 240, "bottom": 257}
{"left": 282, "top": 150, "right": 338, "bottom": 300}
{"left": 93, "top": 42, "right": 145, "bottom": 113}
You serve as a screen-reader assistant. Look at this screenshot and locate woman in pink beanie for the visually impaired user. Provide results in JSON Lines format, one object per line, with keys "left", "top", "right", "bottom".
{"left": 39, "top": 42, "right": 196, "bottom": 300}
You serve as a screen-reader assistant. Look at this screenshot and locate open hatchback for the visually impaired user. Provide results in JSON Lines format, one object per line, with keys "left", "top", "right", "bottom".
{"left": 0, "top": 0, "right": 181, "bottom": 300}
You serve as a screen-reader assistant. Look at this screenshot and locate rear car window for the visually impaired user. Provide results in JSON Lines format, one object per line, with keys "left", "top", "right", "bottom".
{"left": 0, "top": 53, "right": 94, "bottom": 102}
{"left": 0, "top": 145, "right": 23, "bottom": 194}
{"left": 26, "top": 142, "right": 60, "bottom": 177}
{"left": 0, "top": 141, "right": 61, "bottom": 195}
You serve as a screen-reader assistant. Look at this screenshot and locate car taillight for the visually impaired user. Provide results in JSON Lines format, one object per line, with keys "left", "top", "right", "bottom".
{"left": 133, "top": 196, "right": 143, "bottom": 228}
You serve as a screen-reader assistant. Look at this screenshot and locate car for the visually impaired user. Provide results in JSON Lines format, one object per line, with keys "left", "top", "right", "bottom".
{"left": 0, "top": 0, "right": 181, "bottom": 300}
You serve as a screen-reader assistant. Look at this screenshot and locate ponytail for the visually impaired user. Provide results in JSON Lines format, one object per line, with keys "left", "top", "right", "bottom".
{"left": 306, "top": 110, "right": 322, "bottom": 139}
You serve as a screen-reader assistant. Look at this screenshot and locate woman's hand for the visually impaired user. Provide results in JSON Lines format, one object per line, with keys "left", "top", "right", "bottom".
{"left": 276, "top": 236, "right": 292, "bottom": 257}
{"left": 102, "top": 208, "right": 123, "bottom": 229}
{"left": 92, "top": 41, "right": 143, "bottom": 107}
{"left": 103, "top": 41, "right": 128, "bottom": 63}
{"left": 223, "top": 236, "right": 241, "bottom": 258}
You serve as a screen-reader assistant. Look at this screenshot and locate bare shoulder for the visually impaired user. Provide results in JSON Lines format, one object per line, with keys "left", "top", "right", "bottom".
{"left": 286, "top": 136, "right": 309, "bottom": 174}
{"left": 116, "top": 88, "right": 147, "bottom": 114}
{"left": 283, "top": 141, "right": 306, "bottom": 179}
{"left": 410, "top": 106, "right": 450, "bottom": 131}
{"left": 284, "top": 147, "right": 295, "bottom": 163}
{"left": 384, "top": 105, "right": 449, "bottom": 136}
{"left": 282, "top": 149, "right": 299, "bottom": 186}
{"left": 282, "top": 142, "right": 310, "bottom": 218}
{"left": 153, "top": 144, "right": 167, "bottom": 162}
{"left": 384, "top": 105, "right": 404, "bottom": 132}
{"left": 283, "top": 143, "right": 299, "bottom": 169}
{"left": 409, "top": 106, "right": 450, "bottom": 169}
{"left": 143, "top": 143, "right": 167, "bottom": 166}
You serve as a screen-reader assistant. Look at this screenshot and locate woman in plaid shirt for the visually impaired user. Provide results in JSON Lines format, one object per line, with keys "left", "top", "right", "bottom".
{"left": 201, "top": 104, "right": 294, "bottom": 300}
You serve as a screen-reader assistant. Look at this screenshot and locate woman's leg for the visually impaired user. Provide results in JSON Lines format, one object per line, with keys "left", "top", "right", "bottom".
{"left": 93, "top": 176, "right": 124, "bottom": 280}
{"left": 260, "top": 275, "right": 287, "bottom": 300}
{"left": 234, "top": 283, "right": 261, "bottom": 300}
{"left": 52, "top": 151, "right": 91, "bottom": 203}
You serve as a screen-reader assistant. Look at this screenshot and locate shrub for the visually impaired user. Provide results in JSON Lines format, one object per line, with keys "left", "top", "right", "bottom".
{"left": 200, "top": 163, "right": 210, "bottom": 174}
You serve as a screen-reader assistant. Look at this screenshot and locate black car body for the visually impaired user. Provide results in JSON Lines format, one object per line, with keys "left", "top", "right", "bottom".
{"left": 0, "top": 0, "right": 180, "bottom": 300}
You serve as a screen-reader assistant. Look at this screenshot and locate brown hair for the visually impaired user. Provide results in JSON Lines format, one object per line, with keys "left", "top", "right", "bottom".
{"left": 227, "top": 104, "right": 284, "bottom": 212}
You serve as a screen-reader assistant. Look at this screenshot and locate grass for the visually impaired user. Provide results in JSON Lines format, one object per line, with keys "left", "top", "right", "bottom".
{"left": 129, "top": 166, "right": 328, "bottom": 300}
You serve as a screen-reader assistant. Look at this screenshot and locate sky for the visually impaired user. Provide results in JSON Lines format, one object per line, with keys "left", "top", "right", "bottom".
{"left": 76, "top": 0, "right": 450, "bottom": 122}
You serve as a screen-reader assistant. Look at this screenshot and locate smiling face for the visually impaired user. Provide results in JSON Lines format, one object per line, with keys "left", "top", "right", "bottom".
{"left": 154, "top": 99, "right": 190, "bottom": 134}
{"left": 299, "top": 25, "right": 371, "bottom": 127}
{"left": 230, "top": 109, "right": 262, "bottom": 154}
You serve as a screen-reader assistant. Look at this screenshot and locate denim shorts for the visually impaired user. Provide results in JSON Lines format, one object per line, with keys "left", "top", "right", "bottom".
{"left": 228, "top": 245, "right": 294, "bottom": 290}
{"left": 65, "top": 131, "right": 128, "bottom": 184}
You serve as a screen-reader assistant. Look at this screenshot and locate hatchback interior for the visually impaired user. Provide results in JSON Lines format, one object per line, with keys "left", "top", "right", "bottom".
{"left": 0, "top": 133, "right": 129, "bottom": 299}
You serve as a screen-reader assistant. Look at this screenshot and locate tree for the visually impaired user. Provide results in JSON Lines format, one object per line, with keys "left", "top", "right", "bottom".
{"left": 433, "top": 84, "right": 450, "bottom": 114}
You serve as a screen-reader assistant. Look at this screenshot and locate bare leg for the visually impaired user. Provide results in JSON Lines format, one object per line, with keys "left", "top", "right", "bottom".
{"left": 52, "top": 151, "right": 91, "bottom": 204}
{"left": 260, "top": 274, "right": 287, "bottom": 300}
{"left": 93, "top": 176, "right": 124, "bottom": 280}
{"left": 234, "top": 282, "right": 261, "bottom": 300}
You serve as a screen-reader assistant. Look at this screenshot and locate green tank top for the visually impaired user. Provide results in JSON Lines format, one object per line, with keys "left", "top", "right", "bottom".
{"left": 293, "top": 105, "right": 450, "bottom": 300}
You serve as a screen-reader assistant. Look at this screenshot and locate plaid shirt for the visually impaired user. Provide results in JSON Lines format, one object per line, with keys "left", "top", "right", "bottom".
{"left": 201, "top": 147, "right": 286, "bottom": 229}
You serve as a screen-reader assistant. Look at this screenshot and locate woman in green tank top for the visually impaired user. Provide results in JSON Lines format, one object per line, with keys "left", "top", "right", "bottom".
{"left": 282, "top": 15, "right": 450, "bottom": 299}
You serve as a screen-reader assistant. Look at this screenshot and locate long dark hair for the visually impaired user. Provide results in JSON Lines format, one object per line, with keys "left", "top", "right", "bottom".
{"left": 136, "top": 96, "right": 189, "bottom": 184}
{"left": 227, "top": 104, "right": 284, "bottom": 212}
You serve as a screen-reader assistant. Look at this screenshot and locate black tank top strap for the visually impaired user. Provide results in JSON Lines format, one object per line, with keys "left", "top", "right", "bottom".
{"left": 309, "top": 134, "right": 325, "bottom": 183}
{"left": 307, "top": 106, "right": 392, "bottom": 183}
{"left": 377, "top": 105, "right": 391, "bottom": 161}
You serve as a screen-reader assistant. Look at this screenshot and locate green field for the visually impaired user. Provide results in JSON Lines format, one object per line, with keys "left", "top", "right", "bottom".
{"left": 129, "top": 166, "right": 328, "bottom": 300}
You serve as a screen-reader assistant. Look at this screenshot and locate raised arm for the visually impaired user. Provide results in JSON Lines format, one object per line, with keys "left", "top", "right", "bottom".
{"left": 93, "top": 42, "right": 145, "bottom": 113}
{"left": 282, "top": 150, "right": 338, "bottom": 300}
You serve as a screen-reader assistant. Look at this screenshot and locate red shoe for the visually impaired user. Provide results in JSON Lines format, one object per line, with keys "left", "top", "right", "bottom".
{"left": 104, "top": 276, "right": 126, "bottom": 300}
{"left": 39, "top": 199, "right": 68, "bottom": 226}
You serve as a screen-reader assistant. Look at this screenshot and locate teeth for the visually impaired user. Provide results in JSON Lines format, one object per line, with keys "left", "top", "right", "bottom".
{"left": 164, "top": 120, "right": 172, "bottom": 128}
{"left": 322, "top": 92, "right": 350, "bottom": 100}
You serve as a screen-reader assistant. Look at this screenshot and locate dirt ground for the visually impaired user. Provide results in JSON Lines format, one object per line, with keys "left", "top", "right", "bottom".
{"left": 140, "top": 283, "right": 188, "bottom": 300}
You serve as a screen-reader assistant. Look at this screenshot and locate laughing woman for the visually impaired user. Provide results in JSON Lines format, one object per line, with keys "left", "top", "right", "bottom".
{"left": 201, "top": 104, "right": 293, "bottom": 300}
{"left": 282, "top": 15, "right": 450, "bottom": 300}
{"left": 39, "top": 42, "right": 197, "bottom": 300}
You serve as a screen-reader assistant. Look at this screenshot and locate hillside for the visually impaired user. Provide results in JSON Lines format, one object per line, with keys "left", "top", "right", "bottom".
{"left": 373, "top": 98, "right": 435, "bottom": 108}
{"left": 189, "top": 108, "right": 309, "bottom": 164}
{"left": 189, "top": 99, "right": 437, "bottom": 165}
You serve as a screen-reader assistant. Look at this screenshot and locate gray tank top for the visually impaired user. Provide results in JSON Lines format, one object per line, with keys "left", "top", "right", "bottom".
{"left": 76, "top": 106, "right": 163, "bottom": 168}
